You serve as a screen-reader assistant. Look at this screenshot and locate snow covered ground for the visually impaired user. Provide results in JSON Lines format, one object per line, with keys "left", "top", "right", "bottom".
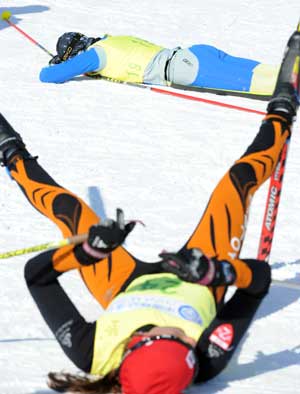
{"left": 0, "top": 1, "right": 299, "bottom": 393}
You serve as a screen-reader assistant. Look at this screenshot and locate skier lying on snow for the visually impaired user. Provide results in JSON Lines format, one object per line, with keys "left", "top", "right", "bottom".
{"left": 1, "top": 29, "right": 300, "bottom": 394}
{"left": 40, "top": 32, "right": 279, "bottom": 97}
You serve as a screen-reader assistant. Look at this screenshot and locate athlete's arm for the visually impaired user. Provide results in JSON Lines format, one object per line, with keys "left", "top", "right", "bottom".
{"left": 194, "top": 283, "right": 270, "bottom": 382}
{"left": 39, "top": 48, "right": 103, "bottom": 83}
{"left": 24, "top": 250, "right": 95, "bottom": 372}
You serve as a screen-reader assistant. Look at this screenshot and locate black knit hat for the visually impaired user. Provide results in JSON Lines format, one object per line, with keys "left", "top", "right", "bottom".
{"left": 50, "top": 32, "right": 99, "bottom": 64}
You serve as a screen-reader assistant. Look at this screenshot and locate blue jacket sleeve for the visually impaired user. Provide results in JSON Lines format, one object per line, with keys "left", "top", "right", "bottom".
{"left": 39, "top": 48, "right": 101, "bottom": 84}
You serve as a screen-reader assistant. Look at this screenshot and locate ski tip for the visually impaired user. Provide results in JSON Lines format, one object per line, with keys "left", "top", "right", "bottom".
{"left": 297, "top": 19, "right": 300, "bottom": 32}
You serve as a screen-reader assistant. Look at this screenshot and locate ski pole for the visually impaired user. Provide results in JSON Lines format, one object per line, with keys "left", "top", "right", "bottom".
{"left": 258, "top": 142, "right": 300, "bottom": 291}
{"left": 0, "top": 233, "right": 87, "bottom": 259}
{"left": 1, "top": 10, "right": 54, "bottom": 57}
{"left": 257, "top": 21, "right": 300, "bottom": 291}
{"left": 257, "top": 140, "right": 290, "bottom": 261}
{"left": 257, "top": 129, "right": 300, "bottom": 291}
{"left": 257, "top": 20, "right": 300, "bottom": 261}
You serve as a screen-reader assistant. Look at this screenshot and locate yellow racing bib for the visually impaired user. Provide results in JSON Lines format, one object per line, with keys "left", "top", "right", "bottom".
{"left": 88, "top": 35, "right": 163, "bottom": 82}
{"left": 91, "top": 273, "right": 216, "bottom": 376}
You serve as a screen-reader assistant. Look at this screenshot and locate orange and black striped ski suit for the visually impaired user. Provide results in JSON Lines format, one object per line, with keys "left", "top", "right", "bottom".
{"left": 8, "top": 113, "right": 290, "bottom": 308}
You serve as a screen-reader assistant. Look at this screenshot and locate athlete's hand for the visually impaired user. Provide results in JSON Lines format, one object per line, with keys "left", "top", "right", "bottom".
{"left": 49, "top": 55, "right": 62, "bottom": 65}
{"left": 86, "top": 208, "right": 136, "bottom": 254}
{"left": 160, "top": 248, "right": 236, "bottom": 286}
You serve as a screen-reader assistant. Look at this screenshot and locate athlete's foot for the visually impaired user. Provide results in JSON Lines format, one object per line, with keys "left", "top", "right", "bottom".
{"left": 267, "top": 30, "right": 300, "bottom": 122}
{"left": 0, "top": 113, "right": 26, "bottom": 166}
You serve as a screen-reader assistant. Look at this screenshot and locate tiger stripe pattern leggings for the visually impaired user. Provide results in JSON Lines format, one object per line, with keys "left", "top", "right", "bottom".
{"left": 8, "top": 114, "right": 290, "bottom": 307}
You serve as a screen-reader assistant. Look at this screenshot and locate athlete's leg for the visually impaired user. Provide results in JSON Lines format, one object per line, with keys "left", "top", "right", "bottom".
{"left": 186, "top": 114, "right": 290, "bottom": 260}
{"left": 0, "top": 114, "right": 145, "bottom": 307}
{"left": 193, "top": 96, "right": 292, "bottom": 382}
{"left": 8, "top": 156, "right": 163, "bottom": 306}
{"left": 7, "top": 152, "right": 99, "bottom": 271}
{"left": 184, "top": 26, "right": 300, "bottom": 303}
{"left": 188, "top": 44, "right": 260, "bottom": 91}
{"left": 182, "top": 115, "right": 290, "bottom": 303}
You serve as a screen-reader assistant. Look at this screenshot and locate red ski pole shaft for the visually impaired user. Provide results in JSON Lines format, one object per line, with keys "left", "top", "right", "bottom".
{"left": 151, "top": 87, "right": 267, "bottom": 116}
{"left": 257, "top": 140, "right": 289, "bottom": 261}
{"left": 257, "top": 20, "right": 300, "bottom": 262}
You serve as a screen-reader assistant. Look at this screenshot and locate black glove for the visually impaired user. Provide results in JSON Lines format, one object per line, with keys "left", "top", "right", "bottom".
{"left": 87, "top": 208, "right": 136, "bottom": 254}
{"left": 49, "top": 55, "right": 63, "bottom": 65}
{"left": 159, "top": 248, "right": 236, "bottom": 286}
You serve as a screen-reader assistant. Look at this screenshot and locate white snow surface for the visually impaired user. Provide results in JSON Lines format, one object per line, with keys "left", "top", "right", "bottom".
{"left": 0, "top": 1, "right": 300, "bottom": 393}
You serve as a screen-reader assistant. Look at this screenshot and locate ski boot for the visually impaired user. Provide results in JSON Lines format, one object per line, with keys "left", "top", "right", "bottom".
{"left": 267, "top": 27, "right": 300, "bottom": 121}
{"left": 0, "top": 113, "right": 26, "bottom": 166}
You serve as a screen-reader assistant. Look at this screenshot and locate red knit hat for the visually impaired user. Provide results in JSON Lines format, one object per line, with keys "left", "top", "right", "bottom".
{"left": 119, "top": 335, "right": 197, "bottom": 394}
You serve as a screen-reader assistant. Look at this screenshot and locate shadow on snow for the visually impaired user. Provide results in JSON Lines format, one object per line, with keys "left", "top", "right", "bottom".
{"left": 0, "top": 5, "right": 49, "bottom": 30}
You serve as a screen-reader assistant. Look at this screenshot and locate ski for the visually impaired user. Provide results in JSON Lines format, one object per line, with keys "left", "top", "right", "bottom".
{"left": 170, "top": 83, "right": 271, "bottom": 101}
{"left": 92, "top": 74, "right": 272, "bottom": 101}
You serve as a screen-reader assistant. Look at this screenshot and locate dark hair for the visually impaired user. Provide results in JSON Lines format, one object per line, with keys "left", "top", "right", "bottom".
{"left": 47, "top": 370, "right": 121, "bottom": 393}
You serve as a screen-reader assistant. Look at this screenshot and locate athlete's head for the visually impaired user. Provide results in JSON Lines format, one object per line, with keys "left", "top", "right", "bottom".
{"left": 119, "top": 334, "right": 198, "bottom": 394}
{"left": 50, "top": 32, "right": 100, "bottom": 64}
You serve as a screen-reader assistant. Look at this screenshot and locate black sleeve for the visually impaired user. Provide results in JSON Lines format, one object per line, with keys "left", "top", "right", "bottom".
{"left": 194, "top": 287, "right": 269, "bottom": 383}
{"left": 24, "top": 250, "right": 96, "bottom": 372}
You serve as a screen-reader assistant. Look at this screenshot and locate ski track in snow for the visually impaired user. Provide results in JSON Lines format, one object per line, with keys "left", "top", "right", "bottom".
{"left": 0, "top": 1, "right": 300, "bottom": 393}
